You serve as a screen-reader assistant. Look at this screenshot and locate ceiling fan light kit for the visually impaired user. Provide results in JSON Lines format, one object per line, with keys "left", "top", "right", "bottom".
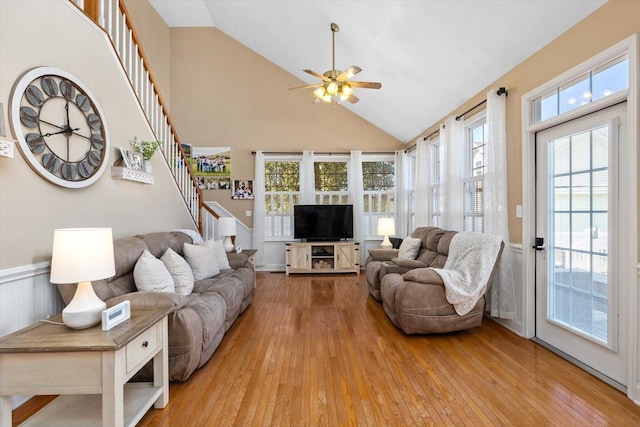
{"left": 290, "top": 23, "right": 381, "bottom": 105}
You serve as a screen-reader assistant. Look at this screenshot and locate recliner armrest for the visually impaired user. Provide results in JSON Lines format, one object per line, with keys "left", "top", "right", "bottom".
{"left": 391, "top": 258, "right": 428, "bottom": 269}
{"left": 402, "top": 267, "right": 445, "bottom": 286}
{"left": 367, "top": 248, "right": 399, "bottom": 262}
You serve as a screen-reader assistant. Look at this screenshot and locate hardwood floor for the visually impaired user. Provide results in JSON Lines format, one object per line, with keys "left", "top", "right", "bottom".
{"left": 13, "top": 272, "right": 640, "bottom": 426}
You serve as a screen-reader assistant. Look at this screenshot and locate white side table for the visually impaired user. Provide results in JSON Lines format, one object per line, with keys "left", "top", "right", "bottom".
{"left": 0, "top": 307, "right": 172, "bottom": 427}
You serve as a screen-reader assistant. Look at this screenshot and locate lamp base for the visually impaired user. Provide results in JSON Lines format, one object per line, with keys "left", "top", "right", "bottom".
{"left": 380, "top": 235, "right": 393, "bottom": 249}
{"left": 62, "top": 281, "right": 106, "bottom": 329}
{"left": 223, "top": 236, "right": 235, "bottom": 253}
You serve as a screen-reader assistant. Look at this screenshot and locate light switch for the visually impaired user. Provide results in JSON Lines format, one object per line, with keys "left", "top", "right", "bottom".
{"left": 246, "top": 210, "right": 252, "bottom": 217}
{"left": 516, "top": 205, "right": 523, "bottom": 218}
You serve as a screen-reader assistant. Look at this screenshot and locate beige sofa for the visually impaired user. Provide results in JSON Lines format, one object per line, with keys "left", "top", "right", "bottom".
{"left": 365, "top": 227, "right": 456, "bottom": 300}
{"left": 366, "top": 227, "right": 503, "bottom": 334}
{"left": 56, "top": 231, "right": 254, "bottom": 381}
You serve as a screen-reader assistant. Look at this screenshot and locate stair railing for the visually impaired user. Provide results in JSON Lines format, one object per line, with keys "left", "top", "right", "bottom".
{"left": 70, "top": 0, "right": 221, "bottom": 231}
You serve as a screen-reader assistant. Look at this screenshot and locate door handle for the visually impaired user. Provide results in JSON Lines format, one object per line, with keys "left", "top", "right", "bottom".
{"left": 532, "top": 237, "right": 545, "bottom": 251}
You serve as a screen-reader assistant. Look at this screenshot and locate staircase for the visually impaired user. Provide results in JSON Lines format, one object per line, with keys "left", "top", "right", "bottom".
{"left": 70, "top": 0, "right": 222, "bottom": 234}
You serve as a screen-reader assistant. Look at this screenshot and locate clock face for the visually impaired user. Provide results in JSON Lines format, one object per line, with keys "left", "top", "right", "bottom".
{"left": 9, "top": 67, "right": 109, "bottom": 188}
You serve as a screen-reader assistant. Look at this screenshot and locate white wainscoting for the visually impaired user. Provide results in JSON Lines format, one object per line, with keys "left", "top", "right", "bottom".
{"left": 0, "top": 262, "right": 64, "bottom": 409}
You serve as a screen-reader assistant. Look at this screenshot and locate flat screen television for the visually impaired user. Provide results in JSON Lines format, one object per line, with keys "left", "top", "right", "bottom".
{"left": 293, "top": 204, "right": 354, "bottom": 241}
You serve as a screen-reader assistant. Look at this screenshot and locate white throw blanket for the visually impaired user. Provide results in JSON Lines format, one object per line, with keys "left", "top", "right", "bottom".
{"left": 432, "top": 232, "right": 502, "bottom": 316}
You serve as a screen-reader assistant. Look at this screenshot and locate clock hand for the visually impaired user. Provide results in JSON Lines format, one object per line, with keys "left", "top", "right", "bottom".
{"left": 71, "top": 131, "right": 91, "bottom": 141}
{"left": 43, "top": 127, "right": 80, "bottom": 137}
{"left": 65, "top": 99, "right": 70, "bottom": 127}
{"left": 39, "top": 119, "right": 64, "bottom": 129}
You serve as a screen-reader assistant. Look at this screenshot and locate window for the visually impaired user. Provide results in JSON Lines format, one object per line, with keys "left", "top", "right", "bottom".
{"left": 464, "top": 119, "right": 486, "bottom": 232}
{"left": 314, "top": 161, "right": 349, "bottom": 204}
{"left": 264, "top": 160, "right": 300, "bottom": 238}
{"left": 362, "top": 158, "right": 395, "bottom": 236}
{"left": 533, "top": 55, "right": 629, "bottom": 123}
{"left": 429, "top": 141, "right": 443, "bottom": 226}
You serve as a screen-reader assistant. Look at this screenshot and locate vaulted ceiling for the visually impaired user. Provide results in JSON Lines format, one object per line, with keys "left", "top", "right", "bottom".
{"left": 149, "top": 0, "right": 606, "bottom": 142}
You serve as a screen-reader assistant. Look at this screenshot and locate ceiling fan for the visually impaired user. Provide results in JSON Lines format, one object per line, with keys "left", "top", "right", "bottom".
{"left": 289, "top": 22, "right": 382, "bottom": 104}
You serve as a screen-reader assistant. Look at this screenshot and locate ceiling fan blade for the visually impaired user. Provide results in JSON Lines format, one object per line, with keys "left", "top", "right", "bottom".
{"left": 288, "top": 83, "right": 323, "bottom": 90}
{"left": 349, "top": 81, "right": 382, "bottom": 89}
{"left": 336, "top": 65, "right": 362, "bottom": 82}
{"left": 303, "top": 69, "right": 331, "bottom": 82}
{"left": 347, "top": 94, "right": 359, "bottom": 104}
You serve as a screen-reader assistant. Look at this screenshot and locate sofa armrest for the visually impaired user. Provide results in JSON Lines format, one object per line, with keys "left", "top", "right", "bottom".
{"left": 391, "top": 258, "right": 428, "bottom": 269}
{"left": 227, "top": 252, "right": 250, "bottom": 269}
{"left": 402, "top": 268, "right": 445, "bottom": 286}
{"left": 107, "top": 291, "right": 194, "bottom": 311}
{"left": 367, "top": 248, "right": 399, "bottom": 262}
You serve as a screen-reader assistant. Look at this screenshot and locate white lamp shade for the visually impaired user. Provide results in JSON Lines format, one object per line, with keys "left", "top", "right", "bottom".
{"left": 377, "top": 218, "right": 396, "bottom": 237}
{"left": 50, "top": 228, "right": 114, "bottom": 329}
{"left": 218, "top": 217, "right": 237, "bottom": 237}
{"left": 50, "top": 228, "right": 116, "bottom": 283}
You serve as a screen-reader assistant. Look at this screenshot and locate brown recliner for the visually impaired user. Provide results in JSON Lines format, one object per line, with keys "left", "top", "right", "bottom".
{"left": 380, "top": 238, "right": 504, "bottom": 334}
{"left": 365, "top": 227, "right": 456, "bottom": 300}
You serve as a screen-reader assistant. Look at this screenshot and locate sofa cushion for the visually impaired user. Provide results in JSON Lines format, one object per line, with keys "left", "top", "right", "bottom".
{"left": 183, "top": 242, "right": 220, "bottom": 280}
{"left": 136, "top": 232, "right": 183, "bottom": 258}
{"left": 134, "top": 250, "right": 175, "bottom": 293}
{"left": 398, "top": 236, "right": 421, "bottom": 259}
{"left": 161, "top": 248, "right": 195, "bottom": 295}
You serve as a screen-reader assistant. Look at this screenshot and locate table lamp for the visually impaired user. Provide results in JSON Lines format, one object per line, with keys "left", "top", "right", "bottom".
{"left": 50, "top": 228, "right": 116, "bottom": 329}
{"left": 377, "top": 217, "right": 395, "bottom": 249}
{"left": 218, "top": 217, "right": 237, "bottom": 252}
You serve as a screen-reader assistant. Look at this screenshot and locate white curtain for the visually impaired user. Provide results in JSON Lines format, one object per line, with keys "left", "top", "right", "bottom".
{"left": 348, "top": 151, "right": 366, "bottom": 263}
{"left": 300, "top": 150, "right": 315, "bottom": 204}
{"left": 414, "top": 138, "right": 430, "bottom": 227}
{"left": 485, "top": 89, "right": 516, "bottom": 319}
{"left": 252, "top": 151, "right": 266, "bottom": 267}
{"left": 442, "top": 116, "right": 464, "bottom": 231}
{"left": 394, "top": 149, "right": 410, "bottom": 237}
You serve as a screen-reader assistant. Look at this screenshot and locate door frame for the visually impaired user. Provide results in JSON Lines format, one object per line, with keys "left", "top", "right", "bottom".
{"left": 521, "top": 34, "right": 639, "bottom": 402}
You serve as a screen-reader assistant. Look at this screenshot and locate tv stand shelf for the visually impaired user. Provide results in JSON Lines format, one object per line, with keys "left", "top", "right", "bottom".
{"left": 286, "top": 241, "right": 359, "bottom": 275}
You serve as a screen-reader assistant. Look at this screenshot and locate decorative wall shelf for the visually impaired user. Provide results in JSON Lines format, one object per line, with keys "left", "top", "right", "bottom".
{"left": 111, "top": 166, "right": 154, "bottom": 184}
{"left": 0, "top": 136, "right": 16, "bottom": 158}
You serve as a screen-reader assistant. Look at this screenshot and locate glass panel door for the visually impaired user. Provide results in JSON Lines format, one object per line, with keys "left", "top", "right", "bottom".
{"left": 535, "top": 103, "right": 626, "bottom": 386}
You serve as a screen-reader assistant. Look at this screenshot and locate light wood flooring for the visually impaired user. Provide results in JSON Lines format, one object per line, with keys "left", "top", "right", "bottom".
{"left": 14, "top": 272, "right": 640, "bottom": 426}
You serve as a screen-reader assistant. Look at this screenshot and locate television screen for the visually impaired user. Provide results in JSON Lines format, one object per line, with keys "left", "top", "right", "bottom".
{"left": 294, "top": 204, "right": 354, "bottom": 241}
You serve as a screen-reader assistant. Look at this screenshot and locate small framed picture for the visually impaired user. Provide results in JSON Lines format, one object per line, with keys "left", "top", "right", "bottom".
{"left": 232, "top": 180, "right": 254, "bottom": 199}
{"left": 118, "top": 147, "right": 132, "bottom": 168}
{"left": 128, "top": 151, "right": 143, "bottom": 170}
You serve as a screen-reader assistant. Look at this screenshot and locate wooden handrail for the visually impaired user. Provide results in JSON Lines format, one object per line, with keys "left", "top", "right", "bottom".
{"left": 202, "top": 202, "right": 221, "bottom": 220}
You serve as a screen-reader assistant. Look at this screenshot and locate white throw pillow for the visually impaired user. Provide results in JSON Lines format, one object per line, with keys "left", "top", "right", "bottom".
{"left": 398, "top": 236, "right": 422, "bottom": 260}
{"left": 204, "top": 239, "right": 231, "bottom": 271}
{"left": 161, "top": 248, "right": 195, "bottom": 295}
{"left": 133, "top": 250, "right": 175, "bottom": 293}
{"left": 183, "top": 242, "right": 220, "bottom": 280}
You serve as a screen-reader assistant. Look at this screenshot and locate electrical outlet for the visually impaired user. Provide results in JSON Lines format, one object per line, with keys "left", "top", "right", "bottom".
{"left": 246, "top": 210, "right": 252, "bottom": 217}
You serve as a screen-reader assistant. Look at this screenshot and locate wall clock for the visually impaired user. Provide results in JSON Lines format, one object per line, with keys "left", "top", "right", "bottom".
{"left": 9, "top": 67, "right": 110, "bottom": 188}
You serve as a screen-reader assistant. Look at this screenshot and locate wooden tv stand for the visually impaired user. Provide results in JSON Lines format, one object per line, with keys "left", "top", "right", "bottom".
{"left": 285, "top": 241, "right": 359, "bottom": 275}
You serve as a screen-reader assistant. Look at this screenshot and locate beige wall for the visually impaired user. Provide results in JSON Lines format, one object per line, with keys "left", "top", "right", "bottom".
{"left": 0, "top": 0, "right": 194, "bottom": 269}
{"left": 413, "top": 0, "right": 640, "bottom": 244}
{"left": 168, "top": 28, "right": 402, "bottom": 225}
